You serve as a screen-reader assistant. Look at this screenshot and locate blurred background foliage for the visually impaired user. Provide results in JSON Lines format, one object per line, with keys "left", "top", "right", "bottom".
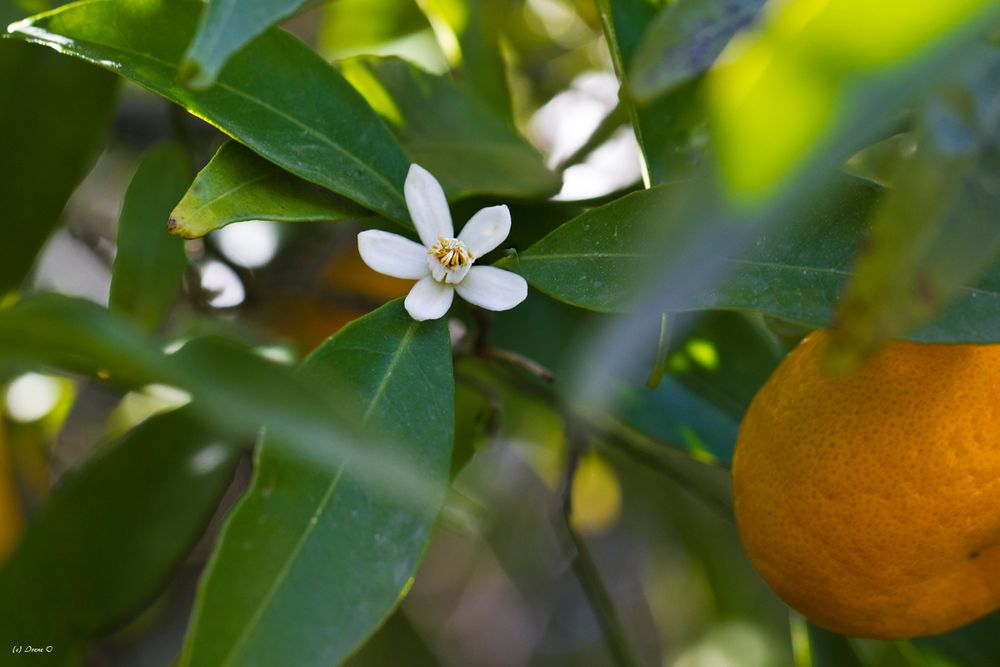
{"left": 1, "top": 0, "right": 999, "bottom": 666}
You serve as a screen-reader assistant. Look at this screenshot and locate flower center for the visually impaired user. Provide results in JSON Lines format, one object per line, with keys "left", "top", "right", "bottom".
{"left": 429, "top": 237, "right": 473, "bottom": 270}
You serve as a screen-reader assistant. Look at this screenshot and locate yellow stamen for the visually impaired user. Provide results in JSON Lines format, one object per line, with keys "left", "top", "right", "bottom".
{"left": 429, "top": 236, "right": 473, "bottom": 270}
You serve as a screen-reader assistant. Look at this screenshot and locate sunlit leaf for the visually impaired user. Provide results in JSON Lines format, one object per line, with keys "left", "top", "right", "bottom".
{"left": 502, "top": 177, "right": 1000, "bottom": 342}
{"left": 181, "top": 299, "right": 453, "bottom": 667}
{"left": 417, "top": 0, "right": 512, "bottom": 117}
{"left": 341, "top": 55, "right": 560, "bottom": 200}
{"left": 110, "top": 144, "right": 191, "bottom": 330}
{"left": 8, "top": 0, "right": 412, "bottom": 223}
{"left": 628, "top": 0, "right": 765, "bottom": 102}
{"left": 0, "top": 409, "right": 239, "bottom": 657}
{"left": 0, "top": 39, "right": 117, "bottom": 294}
{"left": 707, "top": 0, "right": 1000, "bottom": 201}
{"left": 169, "top": 141, "right": 366, "bottom": 239}
{"left": 318, "top": 0, "right": 443, "bottom": 72}
{"left": 181, "top": 0, "right": 314, "bottom": 88}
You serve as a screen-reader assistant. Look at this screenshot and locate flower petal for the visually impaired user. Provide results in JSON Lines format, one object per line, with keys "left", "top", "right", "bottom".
{"left": 457, "top": 205, "right": 511, "bottom": 258}
{"left": 405, "top": 276, "right": 455, "bottom": 321}
{"left": 455, "top": 266, "right": 528, "bottom": 312}
{"left": 357, "top": 230, "right": 429, "bottom": 279}
{"left": 405, "top": 163, "right": 453, "bottom": 246}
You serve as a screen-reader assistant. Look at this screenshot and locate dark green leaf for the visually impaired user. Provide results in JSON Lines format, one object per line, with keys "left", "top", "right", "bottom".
{"left": 169, "top": 141, "right": 366, "bottom": 239}
{"left": 341, "top": 56, "right": 560, "bottom": 200}
{"left": 502, "top": 177, "right": 1000, "bottom": 342}
{"left": 497, "top": 184, "right": 676, "bottom": 313}
{"left": 110, "top": 144, "right": 191, "bottom": 330}
{"left": 628, "top": 0, "right": 765, "bottom": 102}
{"left": 8, "top": 0, "right": 412, "bottom": 223}
{"left": 182, "top": 299, "right": 453, "bottom": 667}
{"left": 807, "top": 622, "right": 865, "bottom": 667}
{"left": 917, "top": 612, "right": 1000, "bottom": 667}
{"left": 181, "top": 0, "right": 312, "bottom": 89}
{"left": 0, "top": 39, "right": 117, "bottom": 294}
{"left": 0, "top": 410, "right": 239, "bottom": 658}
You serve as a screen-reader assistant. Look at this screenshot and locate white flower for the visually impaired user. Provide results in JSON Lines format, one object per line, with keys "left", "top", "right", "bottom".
{"left": 358, "top": 164, "right": 529, "bottom": 321}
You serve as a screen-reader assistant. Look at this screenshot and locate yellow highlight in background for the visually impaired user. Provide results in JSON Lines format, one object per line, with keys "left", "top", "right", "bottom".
{"left": 708, "top": 0, "right": 995, "bottom": 200}
{"left": 570, "top": 452, "right": 622, "bottom": 536}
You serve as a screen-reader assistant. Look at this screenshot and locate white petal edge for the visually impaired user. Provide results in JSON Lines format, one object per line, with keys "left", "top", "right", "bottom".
{"left": 455, "top": 266, "right": 528, "bottom": 312}
{"left": 357, "top": 230, "right": 430, "bottom": 280}
{"left": 404, "top": 164, "right": 453, "bottom": 246}
{"left": 458, "top": 205, "right": 511, "bottom": 258}
{"left": 405, "top": 276, "right": 455, "bottom": 321}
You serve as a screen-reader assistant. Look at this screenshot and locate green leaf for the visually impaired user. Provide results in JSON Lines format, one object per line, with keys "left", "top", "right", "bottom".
{"left": 497, "top": 184, "right": 676, "bottom": 313}
{"left": 341, "top": 56, "right": 560, "bottom": 200}
{"left": 0, "top": 39, "right": 117, "bottom": 294}
{"left": 613, "top": 312, "right": 782, "bottom": 465}
{"left": 628, "top": 0, "right": 765, "bottom": 102}
{"left": 181, "top": 299, "right": 453, "bottom": 667}
{"left": 181, "top": 0, "right": 312, "bottom": 89}
{"left": 0, "top": 409, "right": 239, "bottom": 658}
{"left": 502, "top": 177, "right": 1000, "bottom": 342}
{"left": 0, "top": 293, "right": 174, "bottom": 384}
{"left": 110, "top": 144, "right": 191, "bottom": 330}
{"left": 829, "top": 51, "right": 1000, "bottom": 364}
{"left": 417, "top": 0, "right": 512, "bottom": 117}
{"left": 806, "top": 622, "right": 865, "bottom": 667}
{"left": 169, "top": 141, "right": 366, "bottom": 239}
{"left": 318, "top": 0, "right": 441, "bottom": 68}
{"left": 594, "top": 0, "right": 704, "bottom": 183}
{"left": 0, "top": 295, "right": 442, "bottom": 503}
{"left": 917, "top": 612, "right": 1000, "bottom": 667}
{"left": 8, "top": 0, "right": 412, "bottom": 223}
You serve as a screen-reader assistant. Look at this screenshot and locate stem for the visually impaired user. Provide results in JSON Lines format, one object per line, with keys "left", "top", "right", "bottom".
{"left": 467, "top": 307, "right": 555, "bottom": 383}
{"left": 594, "top": 415, "right": 734, "bottom": 520}
{"left": 561, "top": 424, "right": 643, "bottom": 667}
{"left": 645, "top": 312, "right": 670, "bottom": 389}
{"left": 481, "top": 347, "right": 555, "bottom": 383}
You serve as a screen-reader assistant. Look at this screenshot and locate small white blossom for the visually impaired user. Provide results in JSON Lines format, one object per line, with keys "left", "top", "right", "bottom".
{"left": 358, "top": 164, "right": 528, "bottom": 321}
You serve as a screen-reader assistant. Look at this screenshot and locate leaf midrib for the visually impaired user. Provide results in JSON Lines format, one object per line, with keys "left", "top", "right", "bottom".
{"left": 214, "top": 322, "right": 418, "bottom": 667}
{"left": 514, "top": 254, "right": 1000, "bottom": 299}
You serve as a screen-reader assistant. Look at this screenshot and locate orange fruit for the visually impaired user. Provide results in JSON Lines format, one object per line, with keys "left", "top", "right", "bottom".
{"left": 732, "top": 330, "right": 1000, "bottom": 639}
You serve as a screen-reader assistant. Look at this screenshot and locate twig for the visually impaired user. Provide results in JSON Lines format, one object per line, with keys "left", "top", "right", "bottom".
{"left": 481, "top": 347, "right": 555, "bottom": 383}
{"left": 466, "top": 307, "right": 555, "bottom": 383}
{"left": 560, "top": 422, "right": 643, "bottom": 667}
